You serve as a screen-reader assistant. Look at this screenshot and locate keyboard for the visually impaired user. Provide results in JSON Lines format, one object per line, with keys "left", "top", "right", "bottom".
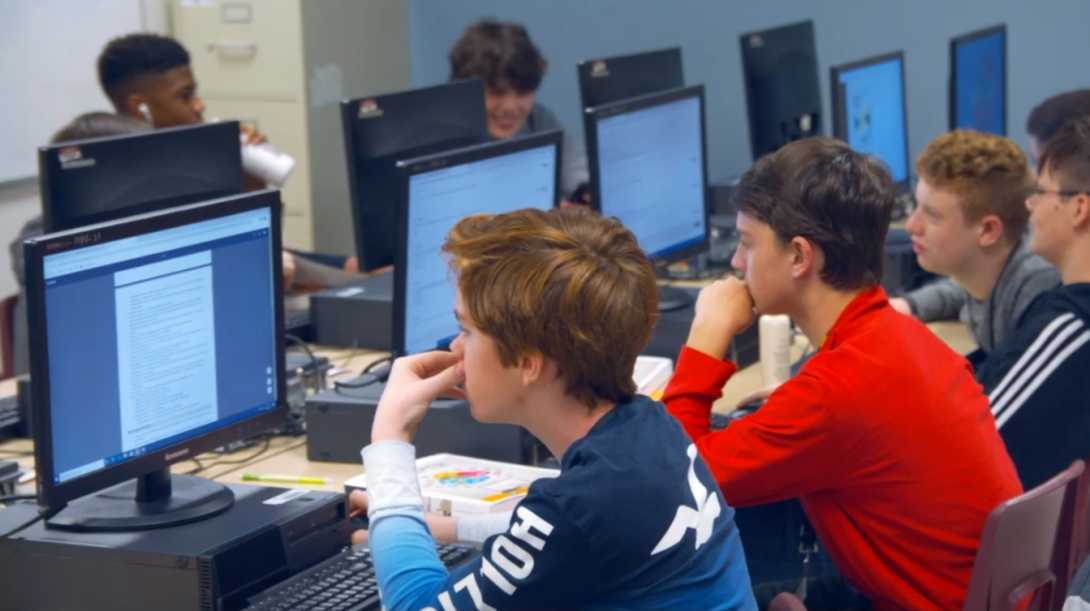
{"left": 242, "top": 542, "right": 479, "bottom": 611}
{"left": 710, "top": 411, "right": 732, "bottom": 431}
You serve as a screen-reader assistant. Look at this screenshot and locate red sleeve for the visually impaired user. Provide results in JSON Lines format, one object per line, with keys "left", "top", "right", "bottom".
{"left": 663, "top": 346, "right": 841, "bottom": 508}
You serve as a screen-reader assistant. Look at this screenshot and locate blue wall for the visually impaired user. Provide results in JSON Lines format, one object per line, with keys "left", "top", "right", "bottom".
{"left": 407, "top": 0, "right": 1090, "bottom": 182}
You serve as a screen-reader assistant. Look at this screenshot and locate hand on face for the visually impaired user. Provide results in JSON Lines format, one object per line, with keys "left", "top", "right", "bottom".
{"left": 371, "top": 351, "right": 466, "bottom": 443}
{"left": 687, "top": 277, "right": 757, "bottom": 360}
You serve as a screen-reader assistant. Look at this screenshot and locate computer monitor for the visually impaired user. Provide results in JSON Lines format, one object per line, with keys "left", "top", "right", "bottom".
{"left": 585, "top": 85, "right": 710, "bottom": 310}
{"left": 577, "top": 47, "right": 684, "bottom": 110}
{"left": 38, "top": 121, "right": 244, "bottom": 233}
{"left": 391, "top": 131, "right": 561, "bottom": 357}
{"left": 950, "top": 24, "right": 1006, "bottom": 135}
{"left": 740, "top": 20, "right": 822, "bottom": 160}
{"left": 831, "top": 51, "right": 911, "bottom": 189}
{"left": 24, "top": 190, "right": 287, "bottom": 532}
{"left": 340, "top": 79, "right": 491, "bottom": 272}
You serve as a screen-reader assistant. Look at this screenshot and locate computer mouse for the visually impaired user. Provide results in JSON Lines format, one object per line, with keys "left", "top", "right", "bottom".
{"left": 350, "top": 514, "right": 369, "bottom": 530}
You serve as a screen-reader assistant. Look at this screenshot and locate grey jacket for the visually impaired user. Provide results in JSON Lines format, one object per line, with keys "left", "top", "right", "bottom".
{"left": 903, "top": 240, "right": 1061, "bottom": 353}
{"left": 9, "top": 215, "right": 42, "bottom": 377}
{"left": 515, "top": 102, "right": 589, "bottom": 198}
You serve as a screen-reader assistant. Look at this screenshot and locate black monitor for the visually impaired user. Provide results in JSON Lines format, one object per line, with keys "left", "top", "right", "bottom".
{"left": 830, "top": 51, "right": 911, "bottom": 190}
{"left": 585, "top": 86, "right": 710, "bottom": 310}
{"left": 576, "top": 47, "right": 684, "bottom": 110}
{"left": 950, "top": 24, "right": 1007, "bottom": 135}
{"left": 24, "top": 191, "right": 287, "bottom": 532}
{"left": 38, "top": 121, "right": 244, "bottom": 233}
{"left": 740, "top": 20, "right": 822, "bottom": 160}
{"left": 391, "top": 131, "right": 561, "bottom": 357}
{"left": 340, "top": 79, "right": 490, "bottom": 272}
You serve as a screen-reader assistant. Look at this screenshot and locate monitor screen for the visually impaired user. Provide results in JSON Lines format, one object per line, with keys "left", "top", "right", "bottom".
{"left": 834, "top": 55, "right": 909, "bottom": 183}
{"left": 953, "top": 28, "right": 1005, "bottom": 135}
{"left": 401, "top": 140, "right": 558, "bottom": 356}
{"left": 39, "top": 121, "right": 244, "bottom": 233}
{"left": 594, "top": 92, "right": 706, "bottom": 259}
{"left": 40, "top": 207, "right": 279, "bottom": 484}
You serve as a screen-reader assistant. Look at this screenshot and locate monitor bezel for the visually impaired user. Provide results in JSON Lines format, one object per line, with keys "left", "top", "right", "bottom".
{"left": 584, "top": 84, "right": 711, "bottom": 266}
{"left": 948, "top": 24, "right": 1007, "bottom": 135}
{"left": 339, "top": 78, "right": 489, "bottom": 272}
{"left": 38, "top": 121, "right": 244, "bottom": 234}
{"left": 390, "top": 131, "right": 564, "bottom": 358}
{"left": 829, "top": 50, "right": 911, "bottom": 191}
{"left": 575, "top": 46, "right": 684, "bottom": 110}
{"left": 25, "top": 190, "right": 288, "bottom": 510}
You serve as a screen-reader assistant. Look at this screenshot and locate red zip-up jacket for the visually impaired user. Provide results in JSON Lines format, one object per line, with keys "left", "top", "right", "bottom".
{"left": 663, "top": 287, "right": 1022, "bottom": 611}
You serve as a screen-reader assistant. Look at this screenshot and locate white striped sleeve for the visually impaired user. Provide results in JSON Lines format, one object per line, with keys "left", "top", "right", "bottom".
{"left": 990, "top": 313, "right": 1090, "bottom": 429}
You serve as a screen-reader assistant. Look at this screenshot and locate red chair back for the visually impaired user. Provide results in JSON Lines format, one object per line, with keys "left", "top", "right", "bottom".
{"left": 964, "top": 460, "right": 1084, "bottom": 611}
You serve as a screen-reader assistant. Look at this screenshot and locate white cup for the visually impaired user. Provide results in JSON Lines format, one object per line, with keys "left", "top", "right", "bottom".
{"left": 241, "top": 141, "right": 296, "bottom": 188}
{"left": 759, "top": 314, "right": 793, "bottom": 387}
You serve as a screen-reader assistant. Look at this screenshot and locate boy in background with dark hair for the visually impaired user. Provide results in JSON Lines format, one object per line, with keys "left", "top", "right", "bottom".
{"left": 890, "top": 131, "right": 1059, "bottom": 360}
{"left": 448, "top": 19, "right": 588, "bottom": 203}
{"left": 353, "top": 208, "right": 755, "bottom": 610}
{"left": 977, "top": 116, "right": 1090, "bottom": 489}
{"left": 664, "top": 137, "right": 1021, "bottom": 610}
{"left": 95, "top": 33, "right": 355, "bottom": 273}
{"left": 1026, "top": 89, "right": 1090, "bottom": 163}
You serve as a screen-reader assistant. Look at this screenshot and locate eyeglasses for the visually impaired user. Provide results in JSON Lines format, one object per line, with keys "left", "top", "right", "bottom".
{"left": 1024, "top": 186, "right": 1087, "bottom": 199}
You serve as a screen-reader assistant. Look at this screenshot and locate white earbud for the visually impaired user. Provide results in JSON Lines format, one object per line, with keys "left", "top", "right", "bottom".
{"left": 137, "top": 103, "right": 153, "bottom": 124}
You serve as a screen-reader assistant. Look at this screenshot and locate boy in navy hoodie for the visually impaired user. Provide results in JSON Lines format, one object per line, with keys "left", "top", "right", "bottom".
{"left": 977, "top": 116, "right": 1090, "bottom": 489}
{"left": 355, "top": 208, "right": 755, "bottom": 610}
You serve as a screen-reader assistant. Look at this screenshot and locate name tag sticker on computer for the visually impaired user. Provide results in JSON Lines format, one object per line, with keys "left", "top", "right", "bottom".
{"left": 264, "top": 489, "right": 310, "bottom": 505}
{"left": 336, "top": 287, "right": 365, "bottom": 298}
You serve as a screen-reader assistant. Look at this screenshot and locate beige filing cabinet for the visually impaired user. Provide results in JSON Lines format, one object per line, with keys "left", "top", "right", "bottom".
{"left": 171, "top": 0, "right": 412, "bottom": 252}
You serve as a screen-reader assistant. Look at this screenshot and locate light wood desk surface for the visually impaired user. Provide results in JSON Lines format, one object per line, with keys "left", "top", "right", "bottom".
{"left": 0, "top": 320, "right": 976, "bottom": 498}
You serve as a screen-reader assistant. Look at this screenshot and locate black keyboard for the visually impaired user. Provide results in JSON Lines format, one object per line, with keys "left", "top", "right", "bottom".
{"left": 242, "top": 542, "right": 479, "bottom": 611}
{"left": 710, "top": 411, "right": 732, "bottom": 431}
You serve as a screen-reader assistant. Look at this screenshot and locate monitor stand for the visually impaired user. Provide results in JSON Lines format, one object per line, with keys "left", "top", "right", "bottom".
{"left": 658, "top": 285, "right": 695, "bottom": 312}
{"left": 45, "top": 468, "right": 235, "bottom": 533}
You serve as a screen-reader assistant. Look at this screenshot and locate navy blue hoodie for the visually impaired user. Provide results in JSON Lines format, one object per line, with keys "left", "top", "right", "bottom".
{"left": 976, "top": 284, "right": 1090, "bottom": 489}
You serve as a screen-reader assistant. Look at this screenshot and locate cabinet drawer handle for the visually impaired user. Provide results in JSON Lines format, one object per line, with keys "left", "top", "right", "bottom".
{"left": 208, "top": 41, "right": 256, "bottom": 54}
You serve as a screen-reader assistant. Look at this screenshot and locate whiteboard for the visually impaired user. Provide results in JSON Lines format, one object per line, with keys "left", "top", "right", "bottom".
{"left": 0, "top": 0, "right": 144, "bottom": 184}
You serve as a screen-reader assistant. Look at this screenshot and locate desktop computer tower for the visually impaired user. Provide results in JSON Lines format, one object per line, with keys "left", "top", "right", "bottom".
{"left": 309, "top": 273, "right": 393, "bottom": 350}
{"left": 0, "top": 485, "right": 350, "bottom": 611}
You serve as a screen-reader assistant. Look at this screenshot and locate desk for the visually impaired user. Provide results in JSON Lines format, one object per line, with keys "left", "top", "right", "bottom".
{"left": 0, "top": 320, "right": 977, "bottom": 497}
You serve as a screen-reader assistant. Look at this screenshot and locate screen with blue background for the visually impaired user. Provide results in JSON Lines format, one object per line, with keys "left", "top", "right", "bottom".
{"left": 42, "top": 208, "right": 279, "bottom": 483}
{"left": 837, "top": 57, "right": 909, "bottom": 183}
{"left": 954, "top": 30, "right": 1005, "bottom": 135}
{"left": 597, "top": 95, "right": 706, "bottom": 258}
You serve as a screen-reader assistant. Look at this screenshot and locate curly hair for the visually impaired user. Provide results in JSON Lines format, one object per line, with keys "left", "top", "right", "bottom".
{"left": 915, "top": 129, "right": 1032, "bottom": 243}
{"left": 97, "top": 33, "right": 190, "bottom": 110}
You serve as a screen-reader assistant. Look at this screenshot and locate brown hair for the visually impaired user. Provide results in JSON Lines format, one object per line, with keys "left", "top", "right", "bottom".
{"left": 448, "top": 19, "right": 547, "bottom": 93}
{"left": 442, "top": 207, "right": 658, "bottom": 408}
{"left": 51, "top": 112, "right": 151, "bottom": 144}
{"left": 1038, "top": 116, "right": 1090, "bottom": 192}
{"left": 916, "top": 130, "right": 1032, "bottom": 244}
{"left": 732, "top": 137, "right": 894, "bottom": 291}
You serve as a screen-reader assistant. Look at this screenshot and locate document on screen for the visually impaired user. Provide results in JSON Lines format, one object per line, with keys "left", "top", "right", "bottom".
{"left": 115, "top": 253, "right": 219, "bottom": 450}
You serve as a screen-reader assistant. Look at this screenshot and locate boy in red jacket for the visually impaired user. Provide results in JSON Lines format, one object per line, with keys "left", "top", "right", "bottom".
{"left": 664, "top": 137, "right": 1022, "bottom": 611}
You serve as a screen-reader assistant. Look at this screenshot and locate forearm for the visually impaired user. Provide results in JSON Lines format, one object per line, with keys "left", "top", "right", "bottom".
{"left": 363, "top": 442, "right": 449, "bottom": 609}
{"left": 905, "top": 277, "right": 967, "bottom": 322}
